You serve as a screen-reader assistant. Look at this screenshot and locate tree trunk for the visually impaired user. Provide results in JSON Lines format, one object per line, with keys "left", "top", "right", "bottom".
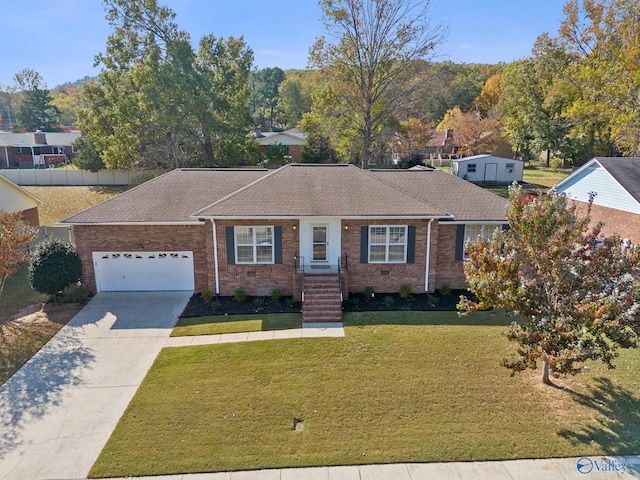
{"left": 545, "top": 149, "right": 550, "bottom": 168}
{"left": 362, "top": 110, "right": 372, "bottom": 170}
{"left": 203, "top": 134, "right": 214, "bottom": 168}
{"left": 541, "top": 358, "right": 550, "bottom": 385}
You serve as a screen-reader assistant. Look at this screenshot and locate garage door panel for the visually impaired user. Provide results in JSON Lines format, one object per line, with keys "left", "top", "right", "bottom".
{"left": 93, "top": 251, "right": 195, "bottom": 292}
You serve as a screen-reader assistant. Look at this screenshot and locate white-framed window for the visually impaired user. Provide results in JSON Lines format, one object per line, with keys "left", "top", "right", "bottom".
{"left": 463, "top": 224, "right": 500, "bottom": 259}
{"left": 235, "top": 226, "right": 274, "bottom": 264}
{"left": 505, "top": 163, "right": 515, "bottom": 173}
{"left": 369, "top": 225, "right": 407, "bottom": 263}
{"left": 467, "top": 163, "right": 477, "bottom": 173}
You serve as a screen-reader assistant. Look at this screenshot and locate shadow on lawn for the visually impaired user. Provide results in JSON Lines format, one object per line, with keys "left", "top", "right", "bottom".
{"left": 557, "top": 377, "right": 640, "bottom": 454}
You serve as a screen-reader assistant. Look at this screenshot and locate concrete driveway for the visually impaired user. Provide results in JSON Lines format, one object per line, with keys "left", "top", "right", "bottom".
{"left": 0, "top": 291, "right": 192, "bottom": 480}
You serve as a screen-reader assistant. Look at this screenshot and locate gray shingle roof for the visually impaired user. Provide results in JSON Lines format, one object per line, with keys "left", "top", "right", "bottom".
{"left": 194, "top": 164, "right": 450, "bottom": 218}
{"left": 595, "top": 157, "right": 640, "bottom": 203}
{"left": 62, "top": 164, "right": 508, "bottom": 224}
{"left": 61, "top": 169, "right": 269, "bottom": 224}
{"left": 370, "top": 169, "right": 508, "bottom": 221}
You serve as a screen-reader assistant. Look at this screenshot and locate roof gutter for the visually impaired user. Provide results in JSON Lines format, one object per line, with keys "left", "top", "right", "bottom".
{"left": 59, "top": 221, "right": 205, "bottom": 226}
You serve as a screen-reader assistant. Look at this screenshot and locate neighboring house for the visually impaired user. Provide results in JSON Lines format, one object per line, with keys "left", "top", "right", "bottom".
{"left": 0, "top": 174, "right": 41, "bottom": 226}
{"left": 61, "top": 164, "right": 508, "bottom": 322}
{"left": 256, "top": 127, "right": 306, "bottom": 163}
{"left": 0, "top": 131, "right": 81, "bottom": 168}
{"left": 451, "top": 155, "right": 523, "bottom": 184}
{"left": 424, "top": 129, "right": 456, "bottom": 165}
{"left": 555, "top": 157, "right": 640, "bottom": 244}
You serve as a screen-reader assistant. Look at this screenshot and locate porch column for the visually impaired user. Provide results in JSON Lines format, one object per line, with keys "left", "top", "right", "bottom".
{"left": 424, "top": 219, "right": 434, "bottom": 292}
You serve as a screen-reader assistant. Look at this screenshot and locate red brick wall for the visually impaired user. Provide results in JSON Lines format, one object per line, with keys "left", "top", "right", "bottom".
{"left": 73, "top": 223, "right": 212, "bottom": 294}
{"left": 341, "top": 219, "right": 432, "bottom": 295}
{"left": 74, "top": 218, "right": 472, "bottom": 297}
{"left": 570, "top": 200, "right": 640, "bottom": 244}
{"left": 433, "top": 224, "right": 468, "bottom": 290}
{"left": 215, "top": 219, "right": 299, "bottom": 297}
{"left": 21, "top": 207, "right": 39, "bottom": 227}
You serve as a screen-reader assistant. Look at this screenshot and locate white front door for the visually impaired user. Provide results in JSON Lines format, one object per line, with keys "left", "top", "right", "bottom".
{"left": 299, "top": 218, "right": 341, "bottom": 271}
{"left": 312, "top": 224, "right": 329, "bottom": 262}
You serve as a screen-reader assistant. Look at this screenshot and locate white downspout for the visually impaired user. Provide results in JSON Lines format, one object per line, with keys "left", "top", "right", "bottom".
{"left": 212, "top": 219, "right": 220, "bottom": 295}
{"left": 3, "top": 147, "right": 8, "bottom": 167}
{"left": 425, "top": 219, "right": 434, "bottom": 292}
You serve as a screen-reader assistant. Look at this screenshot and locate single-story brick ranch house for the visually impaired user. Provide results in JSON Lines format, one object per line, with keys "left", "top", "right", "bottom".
{"left": 555, "top": 157, "right": 640, "bottom": 244}
{"left": 62, "top": 164, "right": 508, "bottom": 322}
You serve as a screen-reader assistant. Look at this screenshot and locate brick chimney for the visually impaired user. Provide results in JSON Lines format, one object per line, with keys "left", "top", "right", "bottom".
{"left": 254, "top": 125, "right": 262, "bottom": 138}
{"left": 34, "top": 131, "right": 47, "bottom": 144}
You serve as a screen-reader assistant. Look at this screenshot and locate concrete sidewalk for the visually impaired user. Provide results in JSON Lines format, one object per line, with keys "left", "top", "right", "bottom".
{"left": 107, "top": 455, "right": 640, "bottom": 479}
{"left": 0, "top": 291, "right": 192, "bottom": 480}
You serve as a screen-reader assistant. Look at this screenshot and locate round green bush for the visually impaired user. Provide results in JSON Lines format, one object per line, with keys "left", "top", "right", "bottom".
{"left": 29, "top": 238, "right": 82, "bottom": 296}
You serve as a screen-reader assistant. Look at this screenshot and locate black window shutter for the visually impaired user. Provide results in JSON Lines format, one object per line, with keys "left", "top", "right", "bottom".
{"left": 226, "top": 226, "right": 235, "bottom": 264}
{"left": 274, "top": 226, "right": 283, "bottom": 264}
{"left": 360, "top": 226, "right": 369, "bottom": 263}
{"left": 455, "top": 224, "right": 465, "bottom": 261}
{"left": 407, "top": 226, "right": 416, "bottom": 263}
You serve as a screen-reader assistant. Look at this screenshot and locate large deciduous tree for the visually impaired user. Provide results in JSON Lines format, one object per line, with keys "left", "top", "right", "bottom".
{"left": 459, "top": 186, "right": 640, "bottom": 385}
{"left": 13, "top": 68, "right": 60, "bottom": 132}
{"left": 310, "top": 0, "right": 443, "bottom": 168}
{"left": 80, "top": 0, "right": 256, "bottom": 170}
{"left": 250, "top": 67, "right": 286, "bottom": 130}
{"left": 0, "top": 212, "right": 37, "bottom": 297}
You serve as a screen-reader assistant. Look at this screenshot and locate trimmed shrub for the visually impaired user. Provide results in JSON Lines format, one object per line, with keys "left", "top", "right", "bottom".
{"left": 439, "top": 284, "right": 452, "bottom": 296}
{"left": 363, "top": 286, "right": 375, "bottom": 298}
{"left": 201, "top": 290, "right": 214, "bottom": 302}
{"left": 383, "top": 295, "right": 395, "bottom": 307}
{"left": 399, "top": 284, "right": 412, "bottom": 299}
{"left": 253, "top": 297, "right": 265, "bottom": 311}
{"left": 271, "top": 289, "right": 283, "bottom": 302}
{"left": 29, "top": 238, "right": 82, "bottom": 297}
{"left": 233, "top": 289, "right": 247, "bottom": 303}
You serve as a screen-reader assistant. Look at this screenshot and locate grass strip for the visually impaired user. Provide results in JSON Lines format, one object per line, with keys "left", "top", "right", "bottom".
{"left": 172, "top": 313, "right": 301, "bottom": 336}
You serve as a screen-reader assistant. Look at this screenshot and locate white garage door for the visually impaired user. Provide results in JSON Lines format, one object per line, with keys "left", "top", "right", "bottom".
{"left": 93, "top": 251, "right": 195, "bottom": 292}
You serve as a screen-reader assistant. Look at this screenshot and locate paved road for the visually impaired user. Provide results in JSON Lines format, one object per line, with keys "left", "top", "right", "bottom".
{"left": 0, "top": 291, "right": 192, "bottom": 480}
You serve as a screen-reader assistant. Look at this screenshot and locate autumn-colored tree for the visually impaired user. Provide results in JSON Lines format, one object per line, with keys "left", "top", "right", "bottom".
{"left": 474, "top": 73, "right": 502, "bottom": 116}
{"left": 392, "top": 118, "right": 433, "bottom": 161}
{"left": 0, "top": 212, "right": 37, "bottom": 297}
{"left": 445, "top": 111, "right": 502, "bottom": 157}
{"left": 459, "top": 186, "right": 640, "bottom": 385}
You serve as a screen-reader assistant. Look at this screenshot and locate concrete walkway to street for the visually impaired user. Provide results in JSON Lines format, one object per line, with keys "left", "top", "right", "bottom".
{"left": 165, "top": 323, "right": 345, "bottom": 347}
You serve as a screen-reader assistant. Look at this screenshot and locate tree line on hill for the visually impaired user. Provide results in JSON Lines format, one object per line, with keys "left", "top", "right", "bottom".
{"left": 0, "top": 0, "right": 638, "bottom": 170}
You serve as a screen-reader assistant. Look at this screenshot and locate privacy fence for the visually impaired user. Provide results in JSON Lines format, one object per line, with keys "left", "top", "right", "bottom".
{"left": 0, "top": 169, "right": 142, "bottom": 186}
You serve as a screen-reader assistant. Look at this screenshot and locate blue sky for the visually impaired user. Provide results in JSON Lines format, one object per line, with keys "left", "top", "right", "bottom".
{"left": 0, "top": 0, "right": 568, "bottom": 88}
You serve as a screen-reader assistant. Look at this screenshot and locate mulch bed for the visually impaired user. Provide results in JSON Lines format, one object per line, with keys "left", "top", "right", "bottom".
{"left": 180, "top": 290, "right": 472, "bottom": 317}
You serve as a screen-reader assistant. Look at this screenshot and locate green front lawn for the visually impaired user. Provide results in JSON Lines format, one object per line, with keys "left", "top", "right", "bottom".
{"left": 90, "top": 310, "right": 640, "bottom": 478}
{"left": 172, "top": 313, "right": 301, "bottom": 336}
